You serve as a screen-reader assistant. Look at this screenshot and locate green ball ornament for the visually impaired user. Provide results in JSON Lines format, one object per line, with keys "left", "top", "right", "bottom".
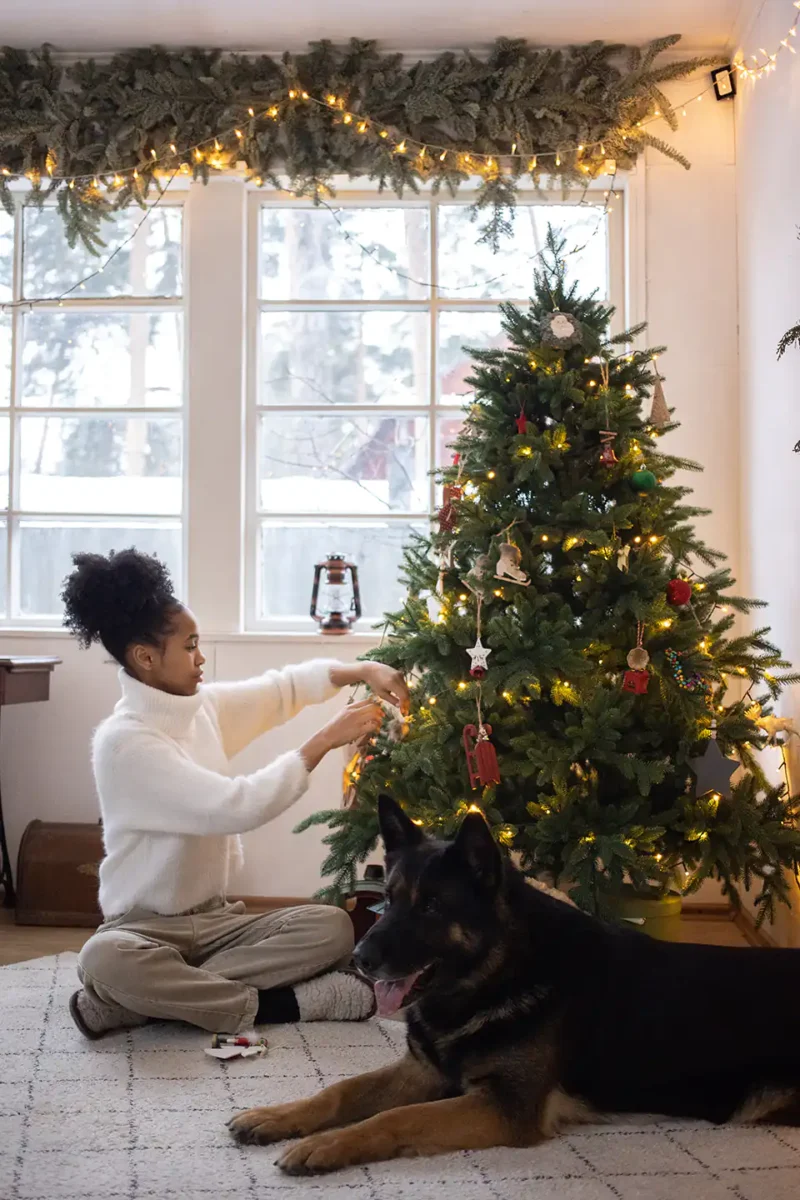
{"left": 630, "top": 469, "right": 658, "bottom": 492}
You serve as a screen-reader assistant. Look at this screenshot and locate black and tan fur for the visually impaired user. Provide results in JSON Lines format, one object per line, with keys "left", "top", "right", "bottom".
{"left": 228, "top": 796, "right": 800, "bottom": 1174}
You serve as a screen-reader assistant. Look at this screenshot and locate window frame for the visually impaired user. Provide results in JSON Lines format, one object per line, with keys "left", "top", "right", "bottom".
{"left": 0, "top": 190, "right": 187, "bottom": 626}
{"left": 244, "top": 185, "right": 625, "bottom": 632}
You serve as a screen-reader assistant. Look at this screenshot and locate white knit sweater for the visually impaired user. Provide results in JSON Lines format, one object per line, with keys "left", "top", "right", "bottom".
{"left": 92, "top": 660, "right": 342, "bottom": 918}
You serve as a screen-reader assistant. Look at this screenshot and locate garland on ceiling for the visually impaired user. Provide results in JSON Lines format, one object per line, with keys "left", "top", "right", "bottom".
{"left": 0, "top": 36, "right": 720, "bottom": 252}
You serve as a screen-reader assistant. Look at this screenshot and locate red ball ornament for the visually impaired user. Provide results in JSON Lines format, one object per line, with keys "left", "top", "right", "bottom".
{"left": 666, "top": 578, "right": 692, "bottom": 608}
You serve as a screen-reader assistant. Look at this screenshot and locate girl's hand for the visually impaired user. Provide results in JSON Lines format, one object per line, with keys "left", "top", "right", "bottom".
{"left": 360, "top": 663, "right": 409, "bottom": 713}
{"left": 300, "top": 700, "right": 384, "bottom": 773}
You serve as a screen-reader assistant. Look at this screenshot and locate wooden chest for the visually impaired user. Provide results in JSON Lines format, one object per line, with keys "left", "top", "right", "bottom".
{"left": 15, "top": 820, "right": 104, "bottom": 927}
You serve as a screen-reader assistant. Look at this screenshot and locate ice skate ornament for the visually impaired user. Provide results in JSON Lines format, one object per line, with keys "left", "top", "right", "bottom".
{"left": 495, "top": 542, "right": 530, "bottom": 587}
{"left": 616, "top": 544, "right": 631, "bottom": 572}
{"left": 539, "top": 311, "right": 584, "bottom": 350}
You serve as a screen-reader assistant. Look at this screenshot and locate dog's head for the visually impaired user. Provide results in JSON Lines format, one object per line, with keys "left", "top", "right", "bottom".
{"left": 353, "top": 795, "right": 504, "bottom": 1017}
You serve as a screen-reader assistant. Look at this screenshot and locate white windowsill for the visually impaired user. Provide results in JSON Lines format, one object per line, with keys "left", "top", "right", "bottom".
{"left": 0, "top": 626, "right": 383, "bottom": 645}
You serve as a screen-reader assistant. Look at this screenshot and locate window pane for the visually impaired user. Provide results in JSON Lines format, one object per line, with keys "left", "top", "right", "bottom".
{"left": 0, "top": 315, "right": 11, "bottom": 406}
{"left": 437, "top": 203, "right": 608, "bottom": 300}
{"left": 19, "top": 416, "right": 182, "bottom": 514}
{"left": 260, "top": 311, "right": 428, "bottom": 407}
{"left": 22, "top": 206, "right": 183, "bottom": 299}
{"left": 0, "top": 519, "right": 6, "bottom": 616}
{"left": 0, "top": 415, "right": 8, "bottom": 508}
{"left": 20, "top": 310, "right": 183, "bottom": 408}
{"left": 0, "top": 210, "right": 12, "bottom": 303}
{"left": 436, "top": 414, "right": 464, "bottom": 469}
{"left": 438, "top": 311, "right": 509, "bottom": 405}
{"left": 258, "top": 520, "right": 425, "bottom": 620}
{"left": 17, "top": 520, "right": 182, "bottom": 618}
{"left": 258, "top": 413, "right": 429, "bottom": 515}
{"left": 260, "top": 207, "right": 430, "bottom": 301}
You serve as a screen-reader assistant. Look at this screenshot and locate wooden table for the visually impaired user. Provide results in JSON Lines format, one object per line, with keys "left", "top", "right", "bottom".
{"left": 0, "top": 656, "right": 61, "bottom": 907}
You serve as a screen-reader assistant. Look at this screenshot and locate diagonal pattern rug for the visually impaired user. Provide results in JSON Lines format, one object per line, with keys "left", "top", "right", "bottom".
{"left": 2, "top": 953, "right": 800, "bottom": 1200}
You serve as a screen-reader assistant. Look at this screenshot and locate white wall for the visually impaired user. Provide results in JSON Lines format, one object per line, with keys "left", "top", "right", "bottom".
{"left": 735, "top": 0, "right": 800, "bottom": 943}
{"left": 0, "top": 76, "right": 745, "bottom": 903}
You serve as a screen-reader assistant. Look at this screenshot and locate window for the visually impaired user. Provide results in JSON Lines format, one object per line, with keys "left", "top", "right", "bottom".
{"left": 247, "top": 192, "right": 619, "bottom": 629}
{"left": 0, "top": 179, "right": 625, "bottom": 632}
{"left": 0, "top": 197, "right": 184, "bottom": 621}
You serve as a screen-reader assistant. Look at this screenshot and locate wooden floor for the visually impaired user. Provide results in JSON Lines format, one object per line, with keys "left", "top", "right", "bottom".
{"left": 0, "top": 905, "right": 753, "bottom": 967}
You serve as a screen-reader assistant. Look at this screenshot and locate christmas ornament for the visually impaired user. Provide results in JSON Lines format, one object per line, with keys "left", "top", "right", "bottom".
{"left": 616, "top": 544, "right": 631, "bottom": 572}
{"left": 746, "top": 704, "right": 798, "bottom": 741}
{"left": 688, "top": 721, "right": 738, "bottom": 798}
{"left": 467, "top": 637, "right": 492, "bottom": 679}
{"left": 630, "top": 469, "right": 658, "bottom": 492}
{"left": 622, "top": 622, "right": 650, "bottom": 694}
{"left": 664, "top": 648, "right": 712, "bottom": 696}
{"left": 666, "top": 578, "right": 693, "bottom": 608}
{"left": 539, "top": 311, "right": 584, "bottom": 349}
{"left": 515, "top": 408, "right": 528, "bottom": 435}
{"left": 437, "top": 483, "right": 462, "bottom": 532}
{"left": 463, "top": 723, "right": 501, "bottom": 789}
{"left": 599, "top": 430, "right": 618, "bottom": 465}
{"left": 649, "top": 374, "right": 670, "bottom": 427}
{"left": 423, "top": 590, "right": 444, "bottom": 623}
{"left": 463, "top": 554, "right": 492, "bottom": 597}
{"left": 495, "top": 542, "right": 530, "bottom": 587}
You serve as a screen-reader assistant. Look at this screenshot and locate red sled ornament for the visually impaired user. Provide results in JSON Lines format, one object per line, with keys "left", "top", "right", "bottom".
{"left": 438, "top": 483, "right": 462, "bottom": 532}
{"left": 622, "top": 669, "right": 650, "bottom": 695}
{"left": 463, "top": 723, "right": 501, "bottom": 789}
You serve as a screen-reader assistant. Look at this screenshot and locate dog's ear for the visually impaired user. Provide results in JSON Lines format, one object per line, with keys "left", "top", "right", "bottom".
{"left": 378, "top": 794, "right": 424, "bottom": 856}
{"left": 447, "top": 812, "right": 502, "bottom": 891}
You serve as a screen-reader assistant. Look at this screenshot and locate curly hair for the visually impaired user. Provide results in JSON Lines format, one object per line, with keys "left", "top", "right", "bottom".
{"left": 61, "top": 548, "right": 181, "bottom": 665}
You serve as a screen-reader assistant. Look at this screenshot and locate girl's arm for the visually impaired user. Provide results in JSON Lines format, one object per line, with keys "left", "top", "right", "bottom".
{"left": 95, "top": 699, "right": 383, "bottom": 837}
{"left": 203, "top": 659, "right": 342, "bottom": 759}
{"left": 204, "top": 660, "right": 409, "bottom": 759}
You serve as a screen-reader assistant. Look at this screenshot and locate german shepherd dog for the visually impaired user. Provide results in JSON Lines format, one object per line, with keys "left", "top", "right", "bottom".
{"left": 228, "top": 795, "right": 800, "bottom": 1174}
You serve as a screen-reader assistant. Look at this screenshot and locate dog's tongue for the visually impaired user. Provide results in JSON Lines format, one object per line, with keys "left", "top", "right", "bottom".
{"left": 374, "top": 971, "right": 422, "bottom": 1017}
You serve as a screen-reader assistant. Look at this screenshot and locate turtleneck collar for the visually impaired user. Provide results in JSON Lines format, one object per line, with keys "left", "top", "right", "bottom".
{"left": 115, "top": 669, "right": 205, "bottom": 738}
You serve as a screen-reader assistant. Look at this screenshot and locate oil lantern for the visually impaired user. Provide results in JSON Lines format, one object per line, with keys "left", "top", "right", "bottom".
{"left": 310, "top": 554, "right": 361, "bottom": 635}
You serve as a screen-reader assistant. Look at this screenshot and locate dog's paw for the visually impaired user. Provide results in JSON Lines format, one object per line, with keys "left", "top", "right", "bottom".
{"left": 277, "top": 1130, "right": 355, "bottom": 1175}
{"left": 227, "top": 1105, "right": 302, "bottom": 1145}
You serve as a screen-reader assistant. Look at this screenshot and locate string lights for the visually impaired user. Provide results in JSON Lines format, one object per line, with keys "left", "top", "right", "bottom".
{"left": 733, "top": 1, "right": 800, "bottom": 80}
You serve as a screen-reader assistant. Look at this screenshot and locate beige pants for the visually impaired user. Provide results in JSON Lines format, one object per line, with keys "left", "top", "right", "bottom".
{"left": 77, "top": 897, "right": 354, "bottom": 1034}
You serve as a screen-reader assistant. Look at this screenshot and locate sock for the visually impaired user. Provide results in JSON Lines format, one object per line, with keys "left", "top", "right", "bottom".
{"left": 255, "top": 986, "right": 300, "bottom": 1024}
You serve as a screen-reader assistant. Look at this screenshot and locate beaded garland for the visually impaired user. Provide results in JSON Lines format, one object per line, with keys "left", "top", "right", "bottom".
{"left": 664, "top": 648, "right": 712, "bottom": 696}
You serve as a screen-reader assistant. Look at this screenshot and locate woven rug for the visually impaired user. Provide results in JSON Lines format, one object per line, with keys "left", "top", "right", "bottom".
{"left": 2, "top": 953, "right": 800, "bottom": 1200}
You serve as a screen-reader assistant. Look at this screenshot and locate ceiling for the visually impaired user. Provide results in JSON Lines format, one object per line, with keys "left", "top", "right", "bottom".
{"left": 0, "top": 0, "right": 746, "bottom": 53}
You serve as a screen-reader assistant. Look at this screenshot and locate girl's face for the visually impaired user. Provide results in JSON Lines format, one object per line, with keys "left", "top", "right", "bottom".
{"left": 127, "top": 606, "right": 206, "bottom": 696}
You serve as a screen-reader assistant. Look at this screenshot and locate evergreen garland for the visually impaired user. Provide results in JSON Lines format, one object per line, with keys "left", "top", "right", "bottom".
{"left": 0, "top": 36, "right": 720, "bottom": 252}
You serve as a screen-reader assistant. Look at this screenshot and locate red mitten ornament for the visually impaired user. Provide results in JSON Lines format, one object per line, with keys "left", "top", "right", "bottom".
{"left": 438, "top": 483, "right": 462, "bottom": 532}
{"left": 463, "top": 724, "right": 501, "bottom": 789}
{"left": 666, "top": 578, "right": 692, "bottom": 608}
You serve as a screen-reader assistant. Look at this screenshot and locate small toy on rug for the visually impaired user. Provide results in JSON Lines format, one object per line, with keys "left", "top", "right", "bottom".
{"left": 205, "top": 1033, "right": 268, "bottom": 1060}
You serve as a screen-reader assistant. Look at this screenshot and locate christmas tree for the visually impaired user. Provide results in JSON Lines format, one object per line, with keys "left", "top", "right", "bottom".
{"left": 298, "top": 230, "right": 800, "bottom": 925}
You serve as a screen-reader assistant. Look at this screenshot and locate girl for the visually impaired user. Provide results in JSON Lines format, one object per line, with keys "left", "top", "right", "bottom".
{"left": 62, "top": 548, "right": 408, "bottom": 1040}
